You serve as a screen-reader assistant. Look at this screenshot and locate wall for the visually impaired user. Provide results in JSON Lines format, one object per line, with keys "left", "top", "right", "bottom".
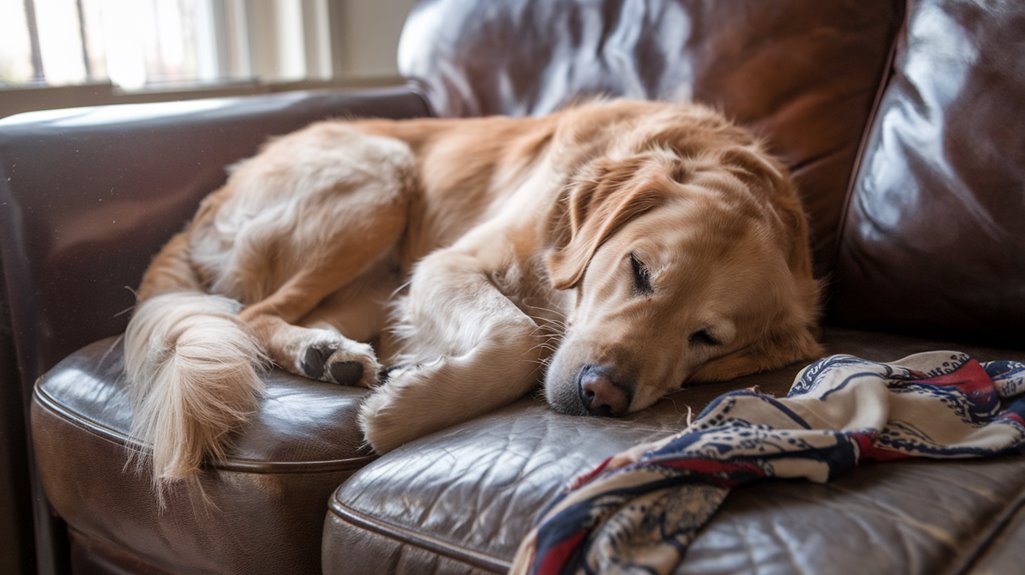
{"left": 335, "top": 0, "right": 418, "bottom": 78}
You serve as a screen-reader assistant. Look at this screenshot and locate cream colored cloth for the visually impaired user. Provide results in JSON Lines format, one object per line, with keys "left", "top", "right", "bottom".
{"left": 511, "top": 352, "right": 1025, "bottom": 575}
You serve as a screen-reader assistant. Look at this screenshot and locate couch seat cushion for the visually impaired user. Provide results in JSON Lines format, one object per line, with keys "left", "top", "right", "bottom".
{"left": 323, "top": 328, "right": 1025, "bottom": 574}
{"left": 32, "top": 336, "right": 372, "bottom": 574}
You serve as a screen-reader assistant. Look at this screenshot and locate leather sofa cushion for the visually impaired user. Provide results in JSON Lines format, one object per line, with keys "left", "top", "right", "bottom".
{"left": 32, "top": 337, "right": 373, "bottom": 574}
{"left": 831, "top": 0, "right": 1025, "bottom": 347}
{"left": 323, "top": 328, "right": 1025, "bottom": 574}
{"left": 398, "top": 0, "right": 903, "bottom": 278}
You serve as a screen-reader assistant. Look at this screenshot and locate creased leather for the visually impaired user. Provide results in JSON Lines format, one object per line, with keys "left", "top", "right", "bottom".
{"left": 323, "top": 328, "right": 1025, "bottom": 574}
{"left": 33, "top": 338, "right": 373, "bottom": 573}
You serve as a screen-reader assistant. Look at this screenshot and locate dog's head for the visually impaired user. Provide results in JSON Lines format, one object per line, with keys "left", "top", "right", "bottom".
{"left": 542, "top": 104, "right": 821, "bottom": 416}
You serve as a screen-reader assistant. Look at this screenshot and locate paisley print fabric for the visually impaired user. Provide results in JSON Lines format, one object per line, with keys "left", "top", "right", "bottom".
{"left": 512, "top": 352, "right": 1025, "bottom": 574}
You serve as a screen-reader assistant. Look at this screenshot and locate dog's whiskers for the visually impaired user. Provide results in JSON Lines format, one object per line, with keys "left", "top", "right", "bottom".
{"left": 528, "top": 305, "right": 569, "bottom": 325}
{"left": 535, "top": 321, "right": 566, "bottom": 337}
{"left": 526, "top": 340, "right": 560, "bottom": 357}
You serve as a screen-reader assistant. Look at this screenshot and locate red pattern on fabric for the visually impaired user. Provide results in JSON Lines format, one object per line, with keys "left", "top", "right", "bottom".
{"left": 915, "top": 358, "right": 991, "bottom": 394}
{"left": 534, "top": 530, "right": 586, "bottom": 575}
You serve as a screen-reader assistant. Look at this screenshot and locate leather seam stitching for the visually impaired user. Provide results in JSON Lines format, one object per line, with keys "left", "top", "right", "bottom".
{"left": 828, "top": 2, "right": 908, "bottom": 301}
{"left": 33, "top": 384, "right": 372, "bottom": 474}
{"left": 328, "top": 498, "right": 511, "bottom": 573}
{"left": 953, "top": 481, "right": 1025, "bottom": 574}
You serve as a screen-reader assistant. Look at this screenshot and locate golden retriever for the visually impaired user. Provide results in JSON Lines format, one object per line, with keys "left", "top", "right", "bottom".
{"left": 123, "top": 99, "right": 821, "bottom": 485}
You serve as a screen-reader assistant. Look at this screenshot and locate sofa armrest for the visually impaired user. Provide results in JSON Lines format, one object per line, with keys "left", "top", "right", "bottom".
{"left": 0, "top": 276, "right": 31, "bottom": 574}
{"left": 0, "top": 86, "right": 430, "bottom": 388}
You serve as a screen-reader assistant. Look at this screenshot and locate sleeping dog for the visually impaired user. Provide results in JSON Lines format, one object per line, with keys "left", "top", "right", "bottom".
{"left": 124, "top": 99, "right": 821, "bottom": 485}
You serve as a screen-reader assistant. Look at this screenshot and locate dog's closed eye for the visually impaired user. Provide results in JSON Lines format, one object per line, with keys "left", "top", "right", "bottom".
{"left": 629, "top": 252, "right": 653, "bottom": 295}
{"left": 689, "top": 329, "right": 721, "bottom": 347}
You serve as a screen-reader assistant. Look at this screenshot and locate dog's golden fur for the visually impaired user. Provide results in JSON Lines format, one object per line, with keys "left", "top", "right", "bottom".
{"left": 124, "top": 99, "right": 821, "bottom": 484}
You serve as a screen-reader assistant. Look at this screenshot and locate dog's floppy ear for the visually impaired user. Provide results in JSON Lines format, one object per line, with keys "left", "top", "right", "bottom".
{"left": 544, "top": 158, "right": 665, "bottom": 290}
{"left": 690, "top": 321, "right": 823, "bottom": 382}
{"left": 722, "top": 144, "right": 814, "bottom": 281}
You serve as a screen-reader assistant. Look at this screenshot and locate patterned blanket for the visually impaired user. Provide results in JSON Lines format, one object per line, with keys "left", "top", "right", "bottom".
{"left": 511, "top": 352, "right": 1025, "bottom": 575}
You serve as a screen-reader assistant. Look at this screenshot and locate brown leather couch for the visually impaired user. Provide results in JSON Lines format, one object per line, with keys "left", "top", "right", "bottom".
{"left": 3, "top": 0, "right": 1024, "bottom": 573}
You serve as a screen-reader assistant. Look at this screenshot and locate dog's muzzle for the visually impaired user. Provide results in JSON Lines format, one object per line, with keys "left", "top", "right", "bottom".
{"left": 576, "top": 364, "right": 633, "bottom": 416}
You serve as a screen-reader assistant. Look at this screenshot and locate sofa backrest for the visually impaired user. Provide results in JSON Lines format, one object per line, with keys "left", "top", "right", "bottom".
{"left": 400, "top": 0, "right": 1025, "bottom": 348}
{"left": 830, "top": 0, "right": 1025, "bottom": 347}
{"left": 398, "top": 0, "right": 904, "bottom": 281}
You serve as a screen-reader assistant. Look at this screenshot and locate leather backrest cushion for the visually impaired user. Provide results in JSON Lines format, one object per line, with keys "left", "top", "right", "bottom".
{"left": 399, "top": 0, "right": 902, "bottom": 279}
{"left": 831, "top": 0, "right": 1025, "bottom": 346}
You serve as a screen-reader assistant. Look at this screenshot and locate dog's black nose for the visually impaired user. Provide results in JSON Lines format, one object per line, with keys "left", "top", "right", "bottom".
{"left": 577, "top": 364, "right": 632, "bottom": 416}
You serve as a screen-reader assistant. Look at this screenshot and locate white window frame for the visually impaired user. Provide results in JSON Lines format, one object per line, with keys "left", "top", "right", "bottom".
{"left": 0, "top": 0, "right": 411, "bottom": 119}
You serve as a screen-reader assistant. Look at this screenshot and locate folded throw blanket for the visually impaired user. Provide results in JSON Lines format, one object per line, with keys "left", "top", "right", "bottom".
{"left": 511, "top": 352, "right": 1025, "bottom": 575}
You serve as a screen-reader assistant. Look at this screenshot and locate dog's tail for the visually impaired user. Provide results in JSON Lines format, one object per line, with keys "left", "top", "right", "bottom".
{"left": 123, "top": 232, "right": 264, "bottom": 487}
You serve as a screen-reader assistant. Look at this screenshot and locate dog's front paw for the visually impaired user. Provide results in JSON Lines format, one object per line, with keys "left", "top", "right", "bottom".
{"left": 358, "top": 388, "right": 401, "bottom": 454}
{"left": 358, "top": 360, "right": 444, "bottom": 453}
{"left": 297, "top": 332, "right": 379, "bottom": 387}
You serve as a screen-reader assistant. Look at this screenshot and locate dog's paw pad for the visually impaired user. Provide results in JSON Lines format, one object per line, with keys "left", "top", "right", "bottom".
{"left": 329, "top": 360, "right": 364, "bottom": 386}
{"left": 301, "top": 343, "right": 333, "bottom": 379}
{"left": 296, "top": 336, "right": 378, "bottom": 387}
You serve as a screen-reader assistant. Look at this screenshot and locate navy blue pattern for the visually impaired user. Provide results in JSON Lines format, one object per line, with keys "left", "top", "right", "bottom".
{"left": 512, "top": 352, "right": 1025, "bottom": 575}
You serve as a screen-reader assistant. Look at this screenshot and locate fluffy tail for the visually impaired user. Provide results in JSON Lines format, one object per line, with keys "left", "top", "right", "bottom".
{"left": 124, "top": 235, "right": 265, "bottom": 486}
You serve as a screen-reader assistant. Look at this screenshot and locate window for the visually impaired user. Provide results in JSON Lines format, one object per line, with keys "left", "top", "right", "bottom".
{"left": 1, "top": 0, "right": 343, "bottom": 89}
{"left": 0, "top": 0, "right": 416, "bottom": 118}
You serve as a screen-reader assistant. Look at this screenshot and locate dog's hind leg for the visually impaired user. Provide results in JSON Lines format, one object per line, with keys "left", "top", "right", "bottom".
{"left": 240, "top": 224, "right": 403, "bottom": 389}
{"left": 243, "top": 258, "right": 402, "bottom": 388}
{"left": 359, "top": 248, "right": 553, "bottom": 452}
{"left": 218, "top": 124, "right": 415, "bottom": 388}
